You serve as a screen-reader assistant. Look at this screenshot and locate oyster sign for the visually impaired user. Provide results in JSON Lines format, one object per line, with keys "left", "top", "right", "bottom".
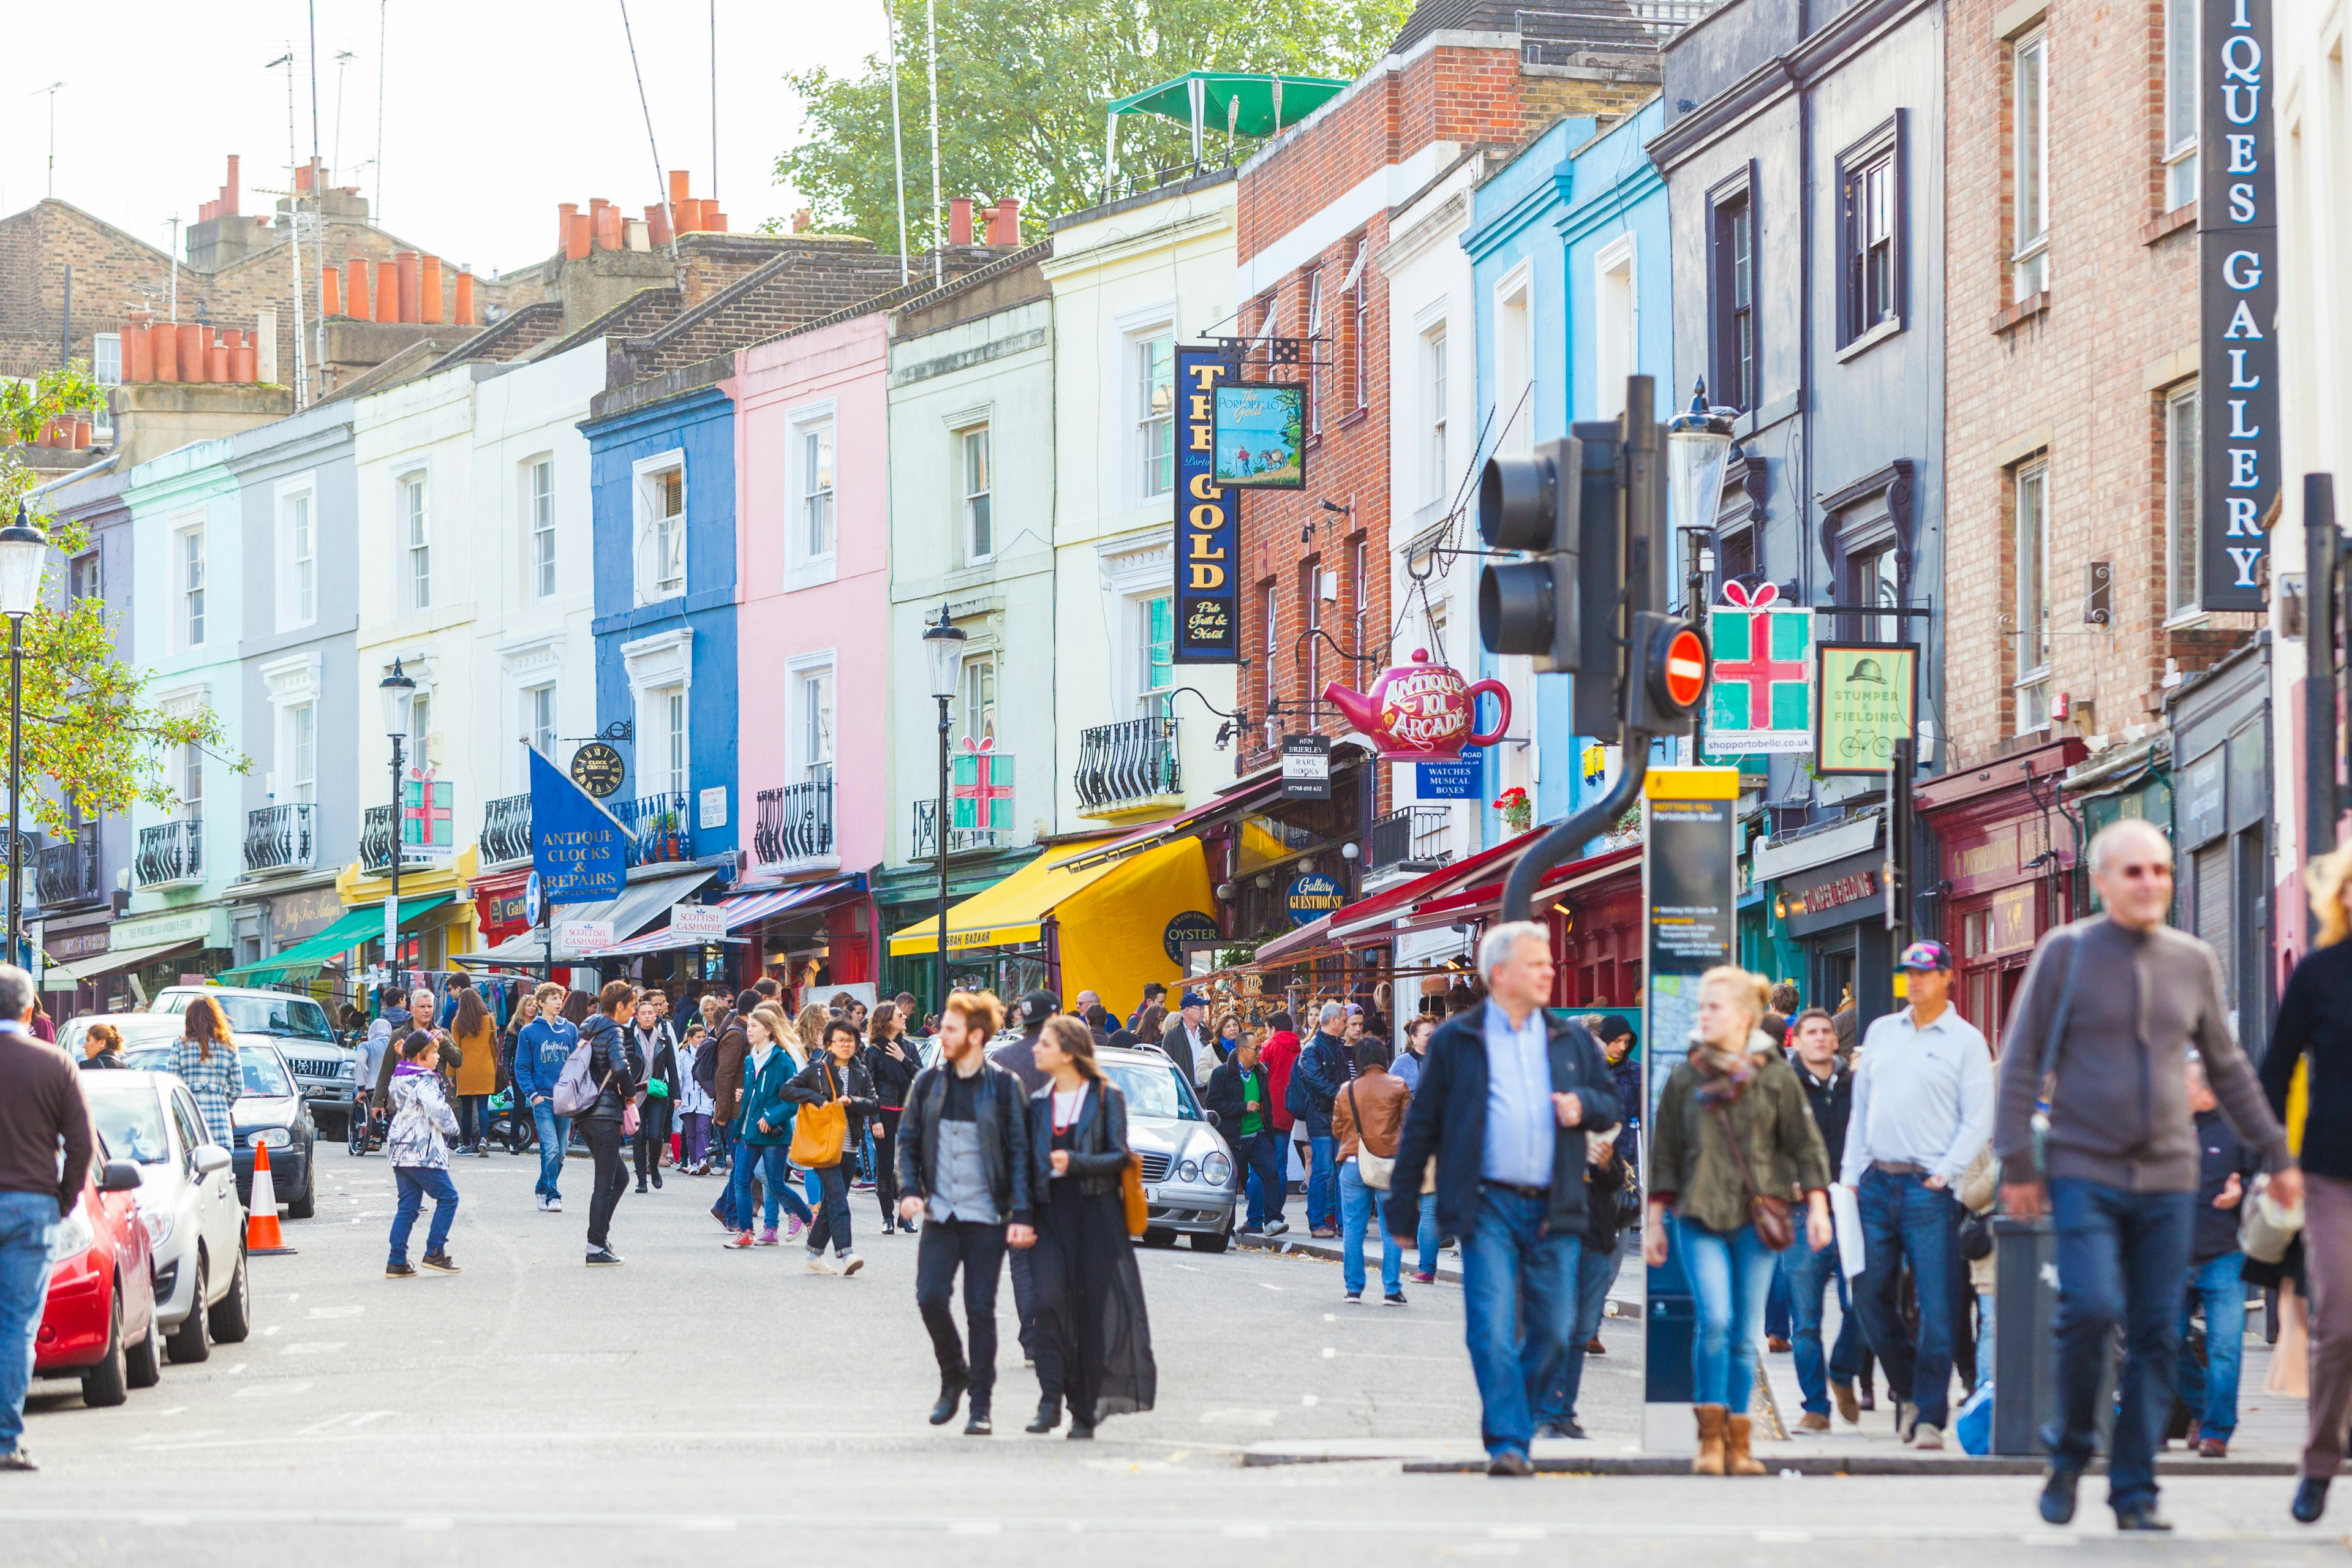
{"left": 1321, "top": 649, "right": 1510, "bottom": 763}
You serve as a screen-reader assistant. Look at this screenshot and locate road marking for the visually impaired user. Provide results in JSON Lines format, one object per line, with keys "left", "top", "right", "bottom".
{"left": 1321, "top": 1347, "right": 1336, "bottom": 1359}
{"left": 155, "top": 1406, "right": 186, "bottom": 1417}
{"left": 1755, "top": 1531, "right": 1812, "bottom": 1543}
{"left": 1259, "top": 1283, "right": 1283, "bottom": 1292}
{"left": 283, "top": 1341, "right": 346, "bottom": 1356}
{"left": 261, "top": 1325, "right": 280, "bottom": 1336}
{"left": 949, "top": 1521, "right": 1001, "bottom": 1536}
{"left": 402, "top": 1517, "right": 453, "bottom": 1531}
{"left": 306, "top": 1305, "right": 364, "bottom": 1319}
{"left": 1489, "top": 1527, "right": 1544, "bottom": 1540}
{"left": 232, "top": 1381, "right": 313, "bottom": 1399}
{"left": 1301, "top": 1394, "right": 1319, "bottom": 1406}
{"left": 1223, "top": 1524, "right": 1272, "bottom": 1539}
{"left": 1199, "top": 1409, "right": 1278, "bottom": 1427}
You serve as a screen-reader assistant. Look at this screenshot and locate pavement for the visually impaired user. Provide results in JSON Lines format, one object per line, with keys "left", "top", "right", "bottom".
{"left": 4, "top": 1142, "right": 2344, "bottom": 1566}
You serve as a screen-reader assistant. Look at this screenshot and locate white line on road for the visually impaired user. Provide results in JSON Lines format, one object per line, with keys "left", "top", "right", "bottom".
{"left": 282, "top": 1341, "right": 346, "bottom": 1355}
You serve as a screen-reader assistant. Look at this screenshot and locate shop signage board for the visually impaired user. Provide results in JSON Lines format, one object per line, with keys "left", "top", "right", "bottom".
{"left": 1704, "top": 589, "right": 1813, "bottom": 754}
{"left": 951, "top": 739, "right": 1016, "bottom": 836}
{"left": 1284, "top": 872, "right": 1346, "bottom": 927}
{"left": 560, "top": 921, "right": 614, "bottom": 952}
{"left": 270, "top": 886, "right": 344, "bottom": 944}
{"left": 1814, "top": 642, "right": 1919, "bottom": 775}
{"left": 1173, "top": 345, "right": 1240, "bottom": 664}
{"left": 669, "top": 904, "right": 725, "bottom": 941}
{"left": 2198, "top": 0, "right": 2278, "bottom": 611}
{"left": 1281, "top": 734, "right": 1331, "bottom": 800}
{"left": 1210, "top": 382, "right": 1307, "bottom": 489}
{"left": 1163, "top": 910, "right": 1219, "bottom": 963}
{"left": 1417, "top": 747, "right": 1483, "bottom": 800}
{"left": 530, "top": 747, "right": 628, "bottom": 902}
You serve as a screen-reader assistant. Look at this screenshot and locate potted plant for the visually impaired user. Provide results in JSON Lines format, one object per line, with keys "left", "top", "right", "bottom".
{"left": 1493, "top": 786, "right": 1532, "bottom": 833}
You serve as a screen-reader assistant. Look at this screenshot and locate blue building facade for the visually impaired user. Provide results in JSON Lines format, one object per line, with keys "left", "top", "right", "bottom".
{"left": 580, "top": 365, "right": 742, "bottom": 876}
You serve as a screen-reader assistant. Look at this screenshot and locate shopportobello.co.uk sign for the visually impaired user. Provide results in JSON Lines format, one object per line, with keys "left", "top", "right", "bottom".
{"left": 2199, "top": 0, "right": 2278, "bottom": 611}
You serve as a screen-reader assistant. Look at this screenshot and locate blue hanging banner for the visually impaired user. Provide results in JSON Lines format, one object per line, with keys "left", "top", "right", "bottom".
{"left": 530, "top": 747, "right": 630, "bottom": 903}
{"left": 1416, "top": 747, "right": 1483, "bottom": 801}
{"left": 1173, "top": 344, "right": 1240, "bottom": 664}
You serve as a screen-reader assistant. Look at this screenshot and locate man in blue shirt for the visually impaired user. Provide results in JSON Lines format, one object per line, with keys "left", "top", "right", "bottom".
{"left": 1386, "top": 921, "right": 1618, "bottom": 1476}
{"left": 513, "top": 981, "right": 579, "bottom": 1212}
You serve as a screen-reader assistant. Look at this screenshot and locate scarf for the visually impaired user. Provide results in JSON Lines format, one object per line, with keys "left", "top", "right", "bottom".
{"left": 1689, "top": 1027, "right": 1773, "bottom": 1104}
{"left": 748, "top": 1042, "right": 774, "bottom": 1082}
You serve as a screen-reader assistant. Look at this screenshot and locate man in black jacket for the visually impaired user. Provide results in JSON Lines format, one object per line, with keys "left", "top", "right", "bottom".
{"left": 1778, "top": 1007, "right": 1863, "bottom": 1430}
{"left": 1205, "top": 1035, "right": 1283, "bottom": 1231}
{"left": 898, "top": 990, "right": 1035, "bottom": 1436}
{"left": 1385, "top": 922, "right": 1618, "bottom": 1477}
{"left": 1289, "top": 1002, "right": 1355, "bottom": 1237}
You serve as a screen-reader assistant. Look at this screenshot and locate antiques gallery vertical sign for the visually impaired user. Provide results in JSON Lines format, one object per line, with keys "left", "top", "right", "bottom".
{"left": 2200, "top": 0, "right": 2278, "bottom": 611}
{"left": 1174, "top": 345, "right": 1240, "bottom": 663}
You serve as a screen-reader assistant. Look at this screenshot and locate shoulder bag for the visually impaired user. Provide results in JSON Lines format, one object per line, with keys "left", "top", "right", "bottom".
{"left": 1344, "top": 1077, "right": 1395, "bottom": 1189}
{"left": 2027, "top": 929, "right": 2090, "bottom": 1176}
{"left": 788, "top": 1062, "right": 849, "bottom": 1168}
{"left": 1712, "top": 1099, "right": 1796, "bottom": 1252}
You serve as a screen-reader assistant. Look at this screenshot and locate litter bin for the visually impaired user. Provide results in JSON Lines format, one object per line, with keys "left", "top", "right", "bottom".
{"left": 1991, "top": 1215, "right": 2058, "bottom": 1456}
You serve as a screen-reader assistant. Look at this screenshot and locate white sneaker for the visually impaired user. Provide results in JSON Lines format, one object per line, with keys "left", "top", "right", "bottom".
{"left": 838, "top": 1253, "right": 864, "bottom": 1276}
{"left": 806, "top": 1253, "right": 842, "bottom": 1275}
{"left": 546, "top": 1196, "right": 563, "bottom": 1213}
{"left": 1911, "top": 1423, "right": 1945, "bottom": 1451}
{"left": 1895, "top": 1400, "right": 1920, "bottom": 1443}
{"left": 1263, "top": 1220, "right": 1289, "bottom": 1237}
{"left": 535, "top": 1195, "right": 549, "bottom": 1212}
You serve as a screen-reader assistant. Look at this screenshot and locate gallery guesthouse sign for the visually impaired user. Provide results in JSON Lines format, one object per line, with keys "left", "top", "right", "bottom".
{"left": 2200, "top": 0, "right": 2278, "bottom": 611}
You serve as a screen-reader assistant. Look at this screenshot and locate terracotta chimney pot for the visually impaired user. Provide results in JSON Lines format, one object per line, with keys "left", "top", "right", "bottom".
{"left": 948, "top": 197, "right": 974, "bottom": 246}
{"left": 644, "top": 203, "right": 673, "bottom": 247}
{"left": 321, "top": 265, "right": 342, "bottom": 318}
{"left": 376, "top": 260, "right": 399, "bottom": 323}
{"left": 418, "top": 255, "right": 443, "bottom": 323}
{"left": 345, "top": 252, "right": 371, "bottom": 319}
{"left": 453, "top": 270, "right": 476, "bottom": 327}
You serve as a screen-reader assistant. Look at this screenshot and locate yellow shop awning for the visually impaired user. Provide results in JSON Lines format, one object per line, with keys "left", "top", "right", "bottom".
{"left": 891, "top": 837, "right": 1128, "bottom": 955}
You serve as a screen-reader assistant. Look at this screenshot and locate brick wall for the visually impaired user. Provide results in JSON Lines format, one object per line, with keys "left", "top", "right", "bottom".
{"left": 1942, "top": 0, "right": 2256, "bottom": 766}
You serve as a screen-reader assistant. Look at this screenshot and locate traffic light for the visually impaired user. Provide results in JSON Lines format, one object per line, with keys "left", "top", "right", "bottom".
{"left": 1624, "top": 611, "right": 1709, "bottom": 736}
{"left": 1476, "top": 436, "right": 1581, "bottom": 672}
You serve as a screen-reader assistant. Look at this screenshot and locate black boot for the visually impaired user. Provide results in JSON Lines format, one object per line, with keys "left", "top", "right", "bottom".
{"left": 965, "top": 1396, "right": 992, "bottom": 1436}
{"left": 1025, "top": 1396, "right": 1060, "bottom": 1434}
{"left": 929, "top": 1374, "right": 967, "bottom": 1427}
{"left": 2294, "top": 1476, "right": 2331, "bottom": 1524}
{"left": 2039, "top": 1466, "right": 2080, "bottom": 1526}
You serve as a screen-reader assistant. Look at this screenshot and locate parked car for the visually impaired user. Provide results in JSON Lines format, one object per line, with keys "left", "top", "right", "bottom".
{"left": 77, "top": 1069, "right": 252, "bottom": 1365}
{"left": 35, "top": 1143, "right": 160, "bottom": 1407}
{"left": 1097, "top": 1045, "right": 1236, "bottom": 1252}
{"left": 123, "top": 1039, "right": 317, "bottom": 1219}
{"left": 150, "top": 986, "right": 355, "bottom": 1135}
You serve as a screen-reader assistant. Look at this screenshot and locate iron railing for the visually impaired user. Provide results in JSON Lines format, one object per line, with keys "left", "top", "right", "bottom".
{"left": 136, "top": 820, "right": 202, "bottom": 888}
{"left": 910, "top": 797, "right": 1011, "bottom": 862}
{"left": 1074, "top": 717, "right": 1180, "bottom": 812}
{"left": 1366, "top": 805, "right": 1455, "bottom": 873}
{"left": 481, "top": 794, "right": 532, "bottom": 867}
{"left": 243, "top": 803, "right": 316, "bottom": 876}
{"left": 754, "top": 768, "right": 834, "bottom": 865}
{"left": 615, "top": 792, "right": 695, "bottom": 869}
{"left": 36, "top": 832, "right": 100, "bottom": 907}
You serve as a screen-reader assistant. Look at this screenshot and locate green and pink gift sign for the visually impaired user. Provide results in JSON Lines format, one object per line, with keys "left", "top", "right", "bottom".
{"left": 1704, "top": 581, "right": 1813, "bottom": 756}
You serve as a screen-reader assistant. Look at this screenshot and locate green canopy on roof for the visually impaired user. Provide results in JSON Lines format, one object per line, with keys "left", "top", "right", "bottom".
{"left": 217, "top": 892, "right": 454, "bottom": 986}
{"left": 1107, "top": 72, "right": 1349, "bottom": 138}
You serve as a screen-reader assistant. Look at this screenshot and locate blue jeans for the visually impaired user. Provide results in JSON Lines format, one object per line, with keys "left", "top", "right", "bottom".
{"left": 1238, "top": 1131, "right": 1285, "bottom": 1227}
{"left": 389, "top": 1166, "right": 458, "bottom": 1264}
{"left": 530, "top": 1100, "right": 569, "bottom": 1199}
{"left": 1461, "top": 1185, "right": 1581, "bottom": 1459}
{"left": 2177, "top": 1250, "right": 2247, "bottom": 1441}
{"left": 1339, "top": 1160, "right": 1400, "bottom": 1297}
{"left": 1781, "top": 1231, "right": 1864, "bottom": 1415}
{"left": 1415, "top": 1191, "right": 1440, "bottom": 1276}
{"left": 1540, "top": 1233, "right": 1621, "bottom": 1425}
{"left": 1678, "top": 1215, "right": 1776, "bottom": 1411}
{"left": 0, "top": 1191, "right": 57, "bottom": 1453}
{"left": 729, "top": 1142, "right": 813, "bottom": 1232}
{"left": 1852, "top": 1166, "right": 1961, "bottom": 1427}
{"left": 1307, "top": 1134, "right": 1338, "bottom": 1230}
{"left": 2045, "top": 1178, "right": 2195, "bottom": 1512}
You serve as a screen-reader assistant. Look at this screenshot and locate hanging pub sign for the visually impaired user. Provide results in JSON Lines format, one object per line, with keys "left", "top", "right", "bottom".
{"left": 1211, "top": 382, "right": 1307, "bottom": 490}
{"left": 1814, "top": 642, "right": 1919, "bottom": 775}
{"left": 1323, "top": 649, "right": 1510, "bottom": 763}
{"left": 530, "top": 747, "right": 629, "bottom": 903}
{"left": 2199, "top": 0, "right": 2278, "bottom": 611}
{"left": 1174, "top": 345, "right": 1240, "bottom": 665}
{"left": 1704, "top": 582, "right": 1814, "bottom": 755}
{"left": 1280, "top": 733, "right": 1332, "bottom": 799}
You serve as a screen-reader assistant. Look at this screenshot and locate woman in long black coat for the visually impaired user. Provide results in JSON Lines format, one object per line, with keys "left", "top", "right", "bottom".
{"left": 1023, "top": 1015, "right": 1155, "bottom": 1438}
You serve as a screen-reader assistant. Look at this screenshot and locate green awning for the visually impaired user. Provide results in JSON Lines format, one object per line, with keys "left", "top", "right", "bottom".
{"left": 1106, "top": 72, "right": 1348, "bottom": 138}
{"left": 217, "top": 892, "right": 455, "bottom": 985}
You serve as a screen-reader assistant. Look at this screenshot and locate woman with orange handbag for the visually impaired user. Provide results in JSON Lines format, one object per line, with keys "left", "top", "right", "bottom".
{"left": 1023, "top": 1016, "right": 1156, "bottom": 1438}
{"left": 784, "top": 1017, "right": 877, "bottom": 1275}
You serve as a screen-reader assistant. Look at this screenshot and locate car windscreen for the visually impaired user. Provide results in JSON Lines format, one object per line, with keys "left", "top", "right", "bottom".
{"left": 79, "top": 1082, "right": 170, "bottom": 1164}
{"left": 126, "top": 1046, "right": 296, "bottom": 1098}
{"left": 1104, "top": 1058, "right": 1201, "bottom": 1121}
{"left": 202, "top": 995, "right": 335, "bottom": 1041}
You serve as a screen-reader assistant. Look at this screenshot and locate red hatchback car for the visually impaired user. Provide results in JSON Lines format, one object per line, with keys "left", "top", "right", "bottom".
{"left": 34, "top": 1145, "right": 160, "bottom": 1406}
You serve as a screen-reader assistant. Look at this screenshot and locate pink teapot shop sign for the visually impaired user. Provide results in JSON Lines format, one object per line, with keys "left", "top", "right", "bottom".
{"left": 1322, "top": 649, "right": 1510, "bottom": 763}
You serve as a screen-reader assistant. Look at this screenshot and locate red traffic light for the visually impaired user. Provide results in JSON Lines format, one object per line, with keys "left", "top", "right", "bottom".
{"left": 1662, "top": 627, "right": 1708, "bottom": 709}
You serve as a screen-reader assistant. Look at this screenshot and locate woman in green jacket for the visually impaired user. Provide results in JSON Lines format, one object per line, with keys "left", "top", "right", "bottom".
{"left": 1646, "top": 966, "right": 1833, "bottom": 1477}
{"left": 723, "top": 1005, "right": 813, "bottom": 1249}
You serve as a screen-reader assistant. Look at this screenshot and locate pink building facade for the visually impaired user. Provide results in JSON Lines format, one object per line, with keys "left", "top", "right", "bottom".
{"left": 733, "top": 314, "right": 894, "bottom": 988}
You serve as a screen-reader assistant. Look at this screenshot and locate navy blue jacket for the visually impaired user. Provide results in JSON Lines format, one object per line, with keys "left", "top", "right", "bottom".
{"left": 1287, "top": 1030, "right": 1354, "bottom": 1139}
{"left": 1382, "top": 1003, "right": 1620, "bottom": 1242}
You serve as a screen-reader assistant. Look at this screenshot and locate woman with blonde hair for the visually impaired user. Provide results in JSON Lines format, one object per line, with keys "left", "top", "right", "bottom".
{"left": 1646, "top": 965, "right": 1833, "bottom": 1476}
{"left": 169, "top": 993, "right": 242, "bottom": 1149}
{"left": 723, "top": 1005, "right": 814, "bottom": 1248}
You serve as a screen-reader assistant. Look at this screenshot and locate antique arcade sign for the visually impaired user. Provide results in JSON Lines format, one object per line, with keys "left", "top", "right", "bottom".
{"left": 1174, "top": 345, "right": 1240, "bottom": 664}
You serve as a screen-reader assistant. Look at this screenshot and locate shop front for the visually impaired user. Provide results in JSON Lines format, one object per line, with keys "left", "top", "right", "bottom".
{"left": 50, "top": 904, "right": 236, "bottom": 1014}
{"left": 455, "top": 862, "right": 718, "bottom": 990}
{"left": 39, "top": 911, "right": 116, "bottom": 1018}
{"left": 470, "top": 867, "right": 535, "bottom": 955}
{"left": 584, "top": 876, "right": 869, "bottom": 1012}
{"left": 1913, "top": 736, "right": 2086, "bottom": 1049}
{"left": 336, "top": 845, "right": 484, "bottom": 981}
{"left": 217, "top": 893, "right": 457, "bottom": 1004}
{"left": 2167, "top": 638, "right": 2272, "bottom": 1041}
{"left": 1773, "top": 845, "right": 1893, "bottom": 1034}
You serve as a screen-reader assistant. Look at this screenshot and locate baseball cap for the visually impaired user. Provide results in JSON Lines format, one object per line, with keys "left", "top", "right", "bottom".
{"left": 1895, "top": 940, "right": 1953, "bottom": 973}
{"left": 1016, "top": 990, "right": 1060, "bottom": 1028}
{"left": 1180, "top": 991, "right": 1208, "bottom": 1009}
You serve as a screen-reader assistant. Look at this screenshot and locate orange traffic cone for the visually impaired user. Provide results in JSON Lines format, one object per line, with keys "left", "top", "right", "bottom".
{"left": 245, "top": 1138, "right": 297, "bottom": 1256}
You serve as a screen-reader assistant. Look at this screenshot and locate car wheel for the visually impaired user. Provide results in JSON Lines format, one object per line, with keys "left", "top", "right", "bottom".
{"left": 126, "top": 1311, "right": 162, "bottom": 1390}
{"left": 1140, "top": 1227, "right": 1179, "bottom": 1248}
{"left": 81, "top": 1289, "right": 129, "bottom": 1407}
{"left": 165, "top": 1255, "right": 212, "bottom": 1363}
{"left": 1190, "top": 1221, "right": 1232, "bottom": 1254}
{"left": 286, "top": 1171, "right": 315, "bottom": 1220}
{"left": 207, "top": 1243, "right": 251, "bottom": 1344}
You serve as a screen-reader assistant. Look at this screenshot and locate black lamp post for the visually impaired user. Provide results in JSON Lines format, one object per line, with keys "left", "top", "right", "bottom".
{"left": 378, "top": 659, "right": 416, "bottom": 985}
{"left": 0, "top": 504, "right": 48, "bottom": 969}
{"left": 1667, "top": 379, "right": 1736, "bottom": 758}
{"left": 922, "top": 605, "right": 966, "bottom": 1016}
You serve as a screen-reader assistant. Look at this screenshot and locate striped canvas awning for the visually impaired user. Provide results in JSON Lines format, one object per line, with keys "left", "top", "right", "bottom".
{"left": 579, "top": 879, "right": 854, "bottom": 959}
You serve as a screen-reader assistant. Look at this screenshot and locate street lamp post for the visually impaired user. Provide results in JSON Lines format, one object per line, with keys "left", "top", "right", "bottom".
{"left": 378, "top": 660, "right": 416, "bottom": 989}
{"left": 922, "top": 605, "right": 966, "bottom": 1018}
{"left": 1666, "top": 379, "right": 1736, "bottom": 759}
{"left": 0, "top": 505, "right": 50, "bottom": 970}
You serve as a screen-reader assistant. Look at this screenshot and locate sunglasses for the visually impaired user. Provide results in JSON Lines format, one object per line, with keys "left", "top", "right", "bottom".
{"left": 2108, "top": 861, "right": 2174, "bottom": 880}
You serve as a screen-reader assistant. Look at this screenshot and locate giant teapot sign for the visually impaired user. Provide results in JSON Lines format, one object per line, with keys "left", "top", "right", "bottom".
{"left": 1322, "top": 649, "right": 1509, "bottom": 763}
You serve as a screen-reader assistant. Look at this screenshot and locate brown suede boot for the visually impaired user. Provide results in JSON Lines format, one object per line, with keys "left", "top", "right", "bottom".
{"left": 1725, "top": 1413, "right": 1766, "bottom": 1475}
{"left": 1691, "top": 1403, "right": 1727, "bottom": 1475}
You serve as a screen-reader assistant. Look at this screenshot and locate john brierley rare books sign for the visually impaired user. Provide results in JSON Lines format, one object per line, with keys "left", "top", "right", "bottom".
{"left": 2200, "top": 0, "right": 2279, "bottom": 611}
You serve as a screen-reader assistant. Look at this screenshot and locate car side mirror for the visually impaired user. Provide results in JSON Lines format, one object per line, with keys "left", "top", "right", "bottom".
{"left": 1203, "top": 1109, "right": 1221, "bottom": 1128}
{"left": 99, "top": 1159, "right": 143, "bottom": 1194}
{"left": 192, "top": 1145, "right": 232, "bottom": 1177}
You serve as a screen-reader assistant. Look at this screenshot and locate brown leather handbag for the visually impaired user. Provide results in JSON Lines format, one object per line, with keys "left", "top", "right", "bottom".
{"left": 1713, "top": 1101, "right": 1795, "bottom": 1251}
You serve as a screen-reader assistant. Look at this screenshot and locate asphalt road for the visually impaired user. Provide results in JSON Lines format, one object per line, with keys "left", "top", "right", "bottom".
{"left": 3, "top": 1144, "right": 2345, "bottom": 1567}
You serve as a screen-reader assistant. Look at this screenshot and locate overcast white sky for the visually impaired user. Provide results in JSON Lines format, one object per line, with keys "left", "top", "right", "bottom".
{"left": 0, "top": 0, "right": 895, "bottom": 277}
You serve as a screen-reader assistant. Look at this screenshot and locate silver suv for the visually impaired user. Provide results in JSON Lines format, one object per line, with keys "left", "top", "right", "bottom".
{"left": 150, "top": 987, "right": 355, "bottom": 1133}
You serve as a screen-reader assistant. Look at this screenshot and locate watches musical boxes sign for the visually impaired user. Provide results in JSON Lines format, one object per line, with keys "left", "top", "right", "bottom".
{"left": 1174, "top": 345, "right": 1240, "bottom": 665}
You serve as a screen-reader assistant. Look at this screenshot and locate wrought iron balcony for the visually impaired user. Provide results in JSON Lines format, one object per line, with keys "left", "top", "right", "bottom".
{"left": 753, "top": 767, "right": 834, "bottom": 866}
{"left": 910, "top": 797, "right": 1011, "bottom": 862}
{"left": 1366, "top": 805, "right": 1455, "bottom": 874}
{"left": 1074, "top": 716, "right": 1180, "bottom": 813}
{"left": 615, "top": 792, "right": 695, "bottom": 869}
{"left": 136, "top": 819, "right": 202, "bottom": 888}
{"left": 243, "top": 803, "right": 316, "bottom": 876}
{"left": 481, "top": 793, "right": 532, "bottom": 867}
{"left": 36, "top": 831, "right": 100, "bottom": 908}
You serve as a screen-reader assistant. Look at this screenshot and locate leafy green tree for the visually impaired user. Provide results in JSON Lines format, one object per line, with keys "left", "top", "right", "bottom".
{"left": 776, "top": 0, "right": 1411, "bottom": 247}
